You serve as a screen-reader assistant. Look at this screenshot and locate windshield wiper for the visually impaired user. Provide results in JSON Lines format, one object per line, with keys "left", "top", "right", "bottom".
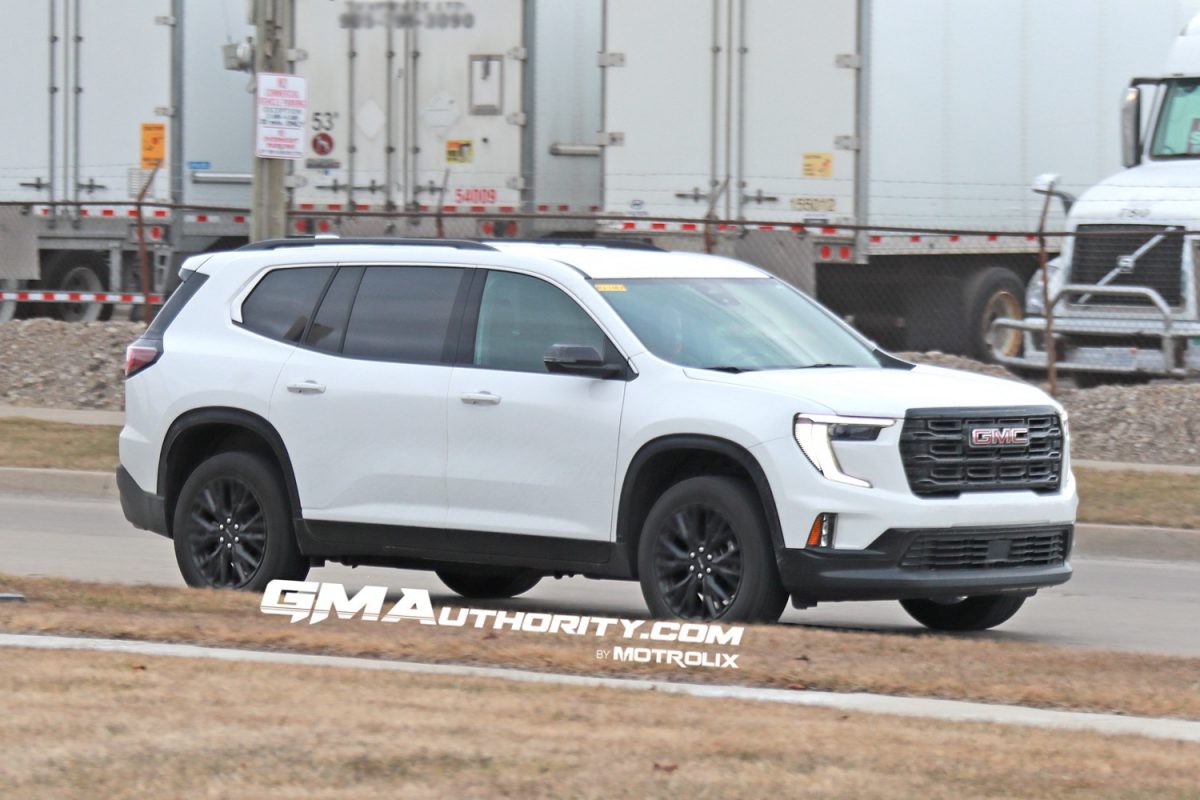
{"left": 698, "top": 365, "right": 757, "bottom": 373}
{"left": 797, "top": 363, "right": 855, "bottom": 369}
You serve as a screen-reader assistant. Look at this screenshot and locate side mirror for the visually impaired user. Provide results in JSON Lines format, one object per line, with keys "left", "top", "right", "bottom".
{"left": 544, "top": 344, "right": 624, "bottom": 378}
{"left": 1122, "top": 85, "right": 1142, "bottom": 168}
{"left": 1031, "top": 173, "right": 1076, "bottom": 215}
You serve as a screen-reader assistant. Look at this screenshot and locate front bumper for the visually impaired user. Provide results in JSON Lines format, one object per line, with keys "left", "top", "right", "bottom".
{"left": 779, "top": 523, "right": 1073, "bottom": 606}
{"left": 116, "top": 465, "right": 169, "bottom": 537}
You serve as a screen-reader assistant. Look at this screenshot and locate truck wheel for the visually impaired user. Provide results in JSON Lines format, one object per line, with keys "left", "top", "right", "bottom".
{"left": 638, "top": 476, "right": 787, "bottom": 623}
{"left": 900, "top": 594, "right": 1026, "bottom": 631}
{"left": 44, "top": 252, "right": 112, "bottom": 323}
{"left": 435, "top": 567, "right": 542, "bottom": 599}
{"left": 173, "top": 451, "right": 309, "bottom": 591}
{"left": 965, "top": 267, "right": 1025, "bottom": 362}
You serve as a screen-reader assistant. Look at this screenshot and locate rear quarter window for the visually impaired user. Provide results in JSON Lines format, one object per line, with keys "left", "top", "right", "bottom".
{"left": 241, "top": 267, "right": 334, "bottom": 343}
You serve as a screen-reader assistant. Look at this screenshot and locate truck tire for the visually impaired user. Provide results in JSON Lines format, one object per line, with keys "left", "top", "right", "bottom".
{"left": 43, "top": 252, "right": 113, "bottom": 323}
{"left": 173, "top": 451, "right": 309, "bottom": 591}
{"left": 964, "top": 267, "right": 1025, "bottom": 362}
{"left": 900, "top": 594, "right": 1026, "bottom": 631}
{"left": 436, "top": 567, "right": 542, "bottom": 599}
{"left": 638, "top": 476, "right": 787, "bottom": 623}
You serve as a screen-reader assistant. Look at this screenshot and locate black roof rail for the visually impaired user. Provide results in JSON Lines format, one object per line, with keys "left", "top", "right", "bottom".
{"left": 493, "top": 238, "right": 666, "bottom": 252}
{"left": 236, "top": 237, "right": 498, "bottom": 252}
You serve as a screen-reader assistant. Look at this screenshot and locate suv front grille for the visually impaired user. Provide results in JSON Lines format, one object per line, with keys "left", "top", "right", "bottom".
{"left": 1070, "top": 224, "right": 1184, "bottom": 307}
{"left": 900, "top": 526, "right": 1072, "bottom": 571}
{"left": 900, "top": 407, "right": 1063, "bottom": 496}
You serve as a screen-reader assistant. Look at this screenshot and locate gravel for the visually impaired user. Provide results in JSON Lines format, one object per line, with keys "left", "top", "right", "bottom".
{"left": 0, "top": 320, "right": 140, "bottom": 411}
{"left": 0, "top": 323, "right": 1196, "bottom": 466}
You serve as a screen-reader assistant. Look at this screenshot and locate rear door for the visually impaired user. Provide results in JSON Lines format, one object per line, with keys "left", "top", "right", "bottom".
{"left": 269, "top": 263, "right": 472, "bottom": 529}
{"left": 445, "top": 270, "right": 627, "bottom": 541}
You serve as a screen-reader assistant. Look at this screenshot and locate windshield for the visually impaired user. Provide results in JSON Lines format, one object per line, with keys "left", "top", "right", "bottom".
{"left": 593, "top": 277, "right": 881, "bottom": 371}
{"left": 1150, "top": 79, "right": 1200, "bottom": 158}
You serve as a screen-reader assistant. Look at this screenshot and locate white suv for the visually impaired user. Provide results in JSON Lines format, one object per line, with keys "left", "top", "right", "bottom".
{"left": 118, "top": 239, "right": 1076, "bottom": 629}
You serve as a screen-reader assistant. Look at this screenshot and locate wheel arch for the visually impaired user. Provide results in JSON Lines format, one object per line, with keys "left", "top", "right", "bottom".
{"left": 158, "top": 407, "right": 301, "bottom": 538}
{"left": 616, "top": 435, "right": 785, "bottom": 577}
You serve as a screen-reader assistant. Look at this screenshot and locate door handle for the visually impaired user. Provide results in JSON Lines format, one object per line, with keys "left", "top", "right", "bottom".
{"left": 460, "top": 391, "right": 501, "bottom": 406}
{"left": 286, "top": 381, "right": 326, "bottom": 395}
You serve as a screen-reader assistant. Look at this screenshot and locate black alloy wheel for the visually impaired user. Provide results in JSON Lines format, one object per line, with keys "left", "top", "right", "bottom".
{"left": 183, "top": 476, "right": 268, "bottom": 588}
{"left": 652, "top": 503, "right": 744, "bottom": 619}
{"left": 638, "top": 476, "right": 787, "bottom": 623}
{"left": 173, "top": 451, "right": 309, "bottom": 591}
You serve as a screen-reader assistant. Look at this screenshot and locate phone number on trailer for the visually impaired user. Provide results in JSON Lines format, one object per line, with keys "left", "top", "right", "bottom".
{"left": 340, "top": 1, "right": 475, "bottom": 30}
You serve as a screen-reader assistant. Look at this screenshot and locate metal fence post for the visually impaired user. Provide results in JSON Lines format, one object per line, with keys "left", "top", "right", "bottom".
{"left": 1036, "top": 180, "right": 1058, "bottom": 397}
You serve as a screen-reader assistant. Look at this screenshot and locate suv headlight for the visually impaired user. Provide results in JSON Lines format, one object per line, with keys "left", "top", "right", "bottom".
{"left": 793, "top": 414, "right": 895, "bottom": 488}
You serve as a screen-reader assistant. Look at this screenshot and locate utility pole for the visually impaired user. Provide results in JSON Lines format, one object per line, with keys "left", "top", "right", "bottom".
{"left": 251, "top": 0, "right": 292, "bottom": 242}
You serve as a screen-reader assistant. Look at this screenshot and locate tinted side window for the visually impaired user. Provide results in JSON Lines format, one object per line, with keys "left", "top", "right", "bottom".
{"left": 342, "top": 266, "right": 467, "bottom": 362}
{"left": 474, "top": 271, "right": 608, "bottom": 373}
{"left": 305, "top": 266, "right": 363, "bottom": 353}
{"left": 242, "top": 267, "right": 333, "bottom": 343}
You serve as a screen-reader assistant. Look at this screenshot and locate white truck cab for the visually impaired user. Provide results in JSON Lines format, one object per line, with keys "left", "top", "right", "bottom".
{"left": 996, "top": 14, "right": 1200, "bottom": 379}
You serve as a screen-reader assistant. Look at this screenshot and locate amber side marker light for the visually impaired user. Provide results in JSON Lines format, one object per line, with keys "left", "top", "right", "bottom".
{"left": 807, "top": 513, "right": 837, "bottom": 548}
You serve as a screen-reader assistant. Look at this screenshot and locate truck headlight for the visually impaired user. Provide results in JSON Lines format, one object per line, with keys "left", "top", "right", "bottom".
{"left": 793, "top": 414, "right": 895, "bottom": 488}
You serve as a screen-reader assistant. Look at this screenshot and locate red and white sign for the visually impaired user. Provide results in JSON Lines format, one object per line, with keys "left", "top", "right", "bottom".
{"left": 256, "top": 73, "right": 308, "bottom": 160}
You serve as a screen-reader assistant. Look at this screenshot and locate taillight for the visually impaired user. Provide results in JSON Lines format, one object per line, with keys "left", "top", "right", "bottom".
{"left": 125, "top": 341, "right": 162, "bottom": 378}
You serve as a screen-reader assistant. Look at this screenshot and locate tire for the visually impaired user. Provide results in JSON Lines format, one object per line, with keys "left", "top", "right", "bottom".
{"left": 964, "top": 266, "right": 1026, "bottom": 362}
{"left": 43, "top": 252, "right": 113, "bottom": 323}
{"left": 900, "top": 594, "right": 1026, "bottom": 631}
{"left": 172, "top": 451, "right": 308, "bottom": 591}
{"left": 638, "top": 476, "right": 787, "bottom": 623}
{"left": 435, "top": 567, "right": 542, "bottom": 599}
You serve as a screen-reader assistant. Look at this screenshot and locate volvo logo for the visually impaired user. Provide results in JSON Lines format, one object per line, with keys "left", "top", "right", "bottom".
{"left": 970, "top": 427, "right": 1030, "bottom": 447}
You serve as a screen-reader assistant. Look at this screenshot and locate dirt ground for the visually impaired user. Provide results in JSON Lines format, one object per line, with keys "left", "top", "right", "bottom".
{"left": 2, "top": 574, "right": 1199, "bottom": 721}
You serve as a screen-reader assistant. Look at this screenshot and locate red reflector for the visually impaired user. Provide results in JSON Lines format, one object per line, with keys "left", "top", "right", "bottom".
{"left": 153, "top": 210, "right": 167, "bottom": 218}
{"left": 294, "top": 220, "right": 307, "bottom": 233}
{"left": 839, "top": 246, "right": 851, "bottom": 260}
{"left": 234, "top": 215, "right": 246, "bottom": 223}
{"left": 196, "top": 214, "right": 208, "bottom": 223}
{"left": 481, "top": 222, "right": 495, "bottom": 235}
{"left": 622, "top": 222, "right": 636, "bottom": 230}
{"left": 318, "top": 219, "right": 331, "bottom": 232}
{"left": 820, "top": 245, "right": 833, "bottom": 260}
{"left": 150, "top": 227, "right": 162, "bottom": 239}
{"left": 101, "top": 209, "right": 114, "bottom": 217}
{"left": 328, "top": 204, "right": 343, "bottom": 211}
{"left": 125, "top": 344, "right": 162, "bottom": 378}
{"left": 651, "top": 222, "right": 666, "bottom": 230}
{"left": 681, "top": 223, "right": 697, "bottom": 231}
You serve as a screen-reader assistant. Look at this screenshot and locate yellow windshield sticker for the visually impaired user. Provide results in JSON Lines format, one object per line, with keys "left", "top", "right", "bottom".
{"left": 594, "top": 283, "right": 627, "bottom": 292}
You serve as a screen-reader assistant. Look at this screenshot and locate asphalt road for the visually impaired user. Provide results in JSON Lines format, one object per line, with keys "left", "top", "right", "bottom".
{"left": 3, "top": 492, "right": 1198, "bottom": 657}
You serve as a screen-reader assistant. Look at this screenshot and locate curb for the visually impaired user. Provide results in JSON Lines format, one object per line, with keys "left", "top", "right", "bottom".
{"left": 0, "top": 405, "right": 123, "bottom": 427}
{"left": 0, "top": 466, "right": 116, "bottom": 499}
{"left": 3, "top": 632, "right": 1199, "bottom": 743}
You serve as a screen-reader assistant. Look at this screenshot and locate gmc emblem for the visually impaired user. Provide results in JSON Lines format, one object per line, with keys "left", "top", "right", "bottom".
{"left": 970, "top": 427, "right": 1030, "bottom": 447}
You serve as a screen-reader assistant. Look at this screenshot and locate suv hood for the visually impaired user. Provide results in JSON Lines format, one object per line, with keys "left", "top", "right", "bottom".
{"left": 683, "top": 364, "right": 1057, "bottom": 418}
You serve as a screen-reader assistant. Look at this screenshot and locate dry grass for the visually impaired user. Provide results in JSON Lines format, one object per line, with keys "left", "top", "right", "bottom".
{"left": 1076, "top": 467, "right": 1200, "bottom": 529}
{"left": 2, "top": 573, "right": 1199, "bottom": 721}
{"left": 1, "top": 648, "right": 1198, "bottom": 800}
{"left": 0, "top": 418, "right": 117, "bottom": 471}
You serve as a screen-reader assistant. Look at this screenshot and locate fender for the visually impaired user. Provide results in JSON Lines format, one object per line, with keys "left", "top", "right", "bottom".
{"left": 158, "top": 406, "right": 304, "bottom": 522}
{"left": 616, "top": 434, "right": 787, "bottom": 564}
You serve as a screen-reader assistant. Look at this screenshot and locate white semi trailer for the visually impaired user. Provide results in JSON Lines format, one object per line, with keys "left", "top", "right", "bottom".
{"left": 4, "top": 0, "right": 1198, "bottom": 359}
{"left": 995, "top": 11, "right": 1200, "bottom": 379}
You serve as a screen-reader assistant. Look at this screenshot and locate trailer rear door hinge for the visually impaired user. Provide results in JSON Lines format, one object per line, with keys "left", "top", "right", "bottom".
{"left": 834, "top": 135, "right": 860, "bottom": 151}
{"left": 506, "top": 176, "right": 527, "bottom": 191}
{"left": 599, "top": 131, "right": 625, "bottom": 146}
{"left": 835, "top": 53, "right": 861, "bottom": 69}
{"left": 287, "top": 48, "right": 308, "bottom": 62}
{"left": 155, "top": 106, "right": 176, "bottom": 118}
{"left": 154, "top": 15, "right": 176, "bottom": 26}
{"left": 598, "top": 52, "right": 626, "bottom": 68}
{"left": 506, "top": 111, "right": 527, "bottom": 126}
{"left": 507, "top": 46, "right": 528, "bottom": 61}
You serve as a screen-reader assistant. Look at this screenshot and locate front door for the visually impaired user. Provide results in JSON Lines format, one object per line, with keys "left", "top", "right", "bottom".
{"left": 446, "top": 270, "right": 627, "bottom": 541}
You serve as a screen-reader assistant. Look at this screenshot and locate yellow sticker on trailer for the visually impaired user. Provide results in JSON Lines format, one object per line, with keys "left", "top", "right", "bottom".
{"left": 141, "top": 122, "right": 166, "bottom": 169}
{"left": 594, "top": 283, "right": 627, "bottom": 292}
{"left": 803, "top": 151, "right": 833, "bottom": 178}
{"left": 446, "top": 139, "right": 473, "bottom": 163}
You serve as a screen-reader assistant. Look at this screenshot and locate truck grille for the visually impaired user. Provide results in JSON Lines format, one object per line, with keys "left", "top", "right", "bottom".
{"left": 899, "top": 407, "right": 1063, "bottom": 496}
{"left": 1069, "top": 224, "right": 1184, "bottom": 307}
{"left": 900, "top": 525, "right": 1072, "bottom": 571}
